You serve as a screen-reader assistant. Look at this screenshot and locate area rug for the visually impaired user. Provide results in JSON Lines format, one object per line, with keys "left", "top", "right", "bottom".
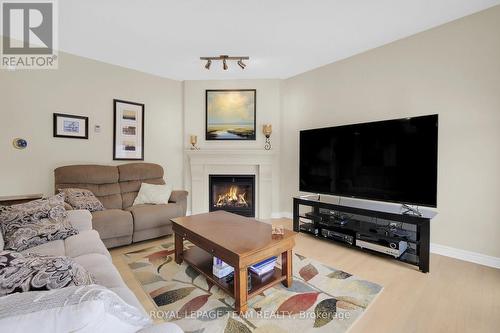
{"left": 123, "top": 239, "right": 382, "bottom": 333}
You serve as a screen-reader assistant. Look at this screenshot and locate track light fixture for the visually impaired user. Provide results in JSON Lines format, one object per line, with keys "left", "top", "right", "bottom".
{"left": 237, "top": 59, "right": 246, "bottom": 69}
{"left": 200, "top": 55, "right": 249, "bottom": 71}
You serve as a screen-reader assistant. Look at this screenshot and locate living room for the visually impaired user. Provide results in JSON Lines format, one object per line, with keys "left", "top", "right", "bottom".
{"left": 1, "top": 1, "right": 499, "bottom": 332}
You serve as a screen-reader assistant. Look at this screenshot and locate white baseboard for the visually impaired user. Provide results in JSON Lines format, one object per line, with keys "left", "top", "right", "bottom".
{"left": 270, "top": 211, "right": 500, "bottom": 269}
{"left": 430, "top": 243, "right": 500, "bottom": 269}
{"left": 271, "top": 212, "right": 293, "bottom": 219}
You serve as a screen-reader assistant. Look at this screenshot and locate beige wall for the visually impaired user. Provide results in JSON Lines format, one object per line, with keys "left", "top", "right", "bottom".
{"left": 0, "top": 51, "right": 184, "bottom": 197}
{"left": 182, "top": 79, "right": 282, "bottom": 214}
{"left": 183, "top": 79, "right": 281, "bottom": 150}
{"left": 280, "top": 6, "right": 500, "bottom": 257}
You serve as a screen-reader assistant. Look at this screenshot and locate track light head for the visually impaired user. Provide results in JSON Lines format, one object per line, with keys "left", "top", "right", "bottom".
{"left": 237, "top": 59, "right": 246, "bottom": 69}
{"left": 222, "top": 58, "right": 228, "bottom": 70}
{"left": 205, "top": 59, "right": 211, "bottom": 70}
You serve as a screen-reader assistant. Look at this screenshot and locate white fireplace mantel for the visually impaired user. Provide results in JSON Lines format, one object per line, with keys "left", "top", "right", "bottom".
{"left": 185, "top": 149, "right": 276, "bottom": 219}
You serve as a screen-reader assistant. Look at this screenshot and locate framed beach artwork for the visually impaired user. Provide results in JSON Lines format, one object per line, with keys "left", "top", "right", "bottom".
{"left": 113, "top": 99, "right": 144, "bottom": 160}
{"left": 206, "top": 89, "right": 256, "bottom": 140}
{"left": 53, "top": 113, "right": 89, "bottom": 139}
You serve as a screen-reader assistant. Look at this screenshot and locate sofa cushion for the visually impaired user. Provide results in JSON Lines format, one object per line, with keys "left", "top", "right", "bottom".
{"left": 55, "top": 165, "right": 123, "bottom": 209}
{"left": 119, "top": 163, "right": 166, "bottom": 209}
{"left": 21, "top": 231, "right": 110, "bottom": 261}
{"left": 0, "top": 194, "right": 78, "bottom": 252}
{"left": 72, "top": 253, "right": 124, "bottom": 288}
{"left": 59, "top": 188, "right": 105, "bottom": 212}
{"left": 55, "top": 165, "right": 119, "bottom": 184}
{"left": 126, "top": 204, "right": 181, "bottom": 232}
{"left": 102, "top": 236, "right": 133, "bottom": 249}
{"left": 118, "top": 163, "right": 164, "bottom": 182}
{"left": 64, "top": 230, "right": 111, "bottom": 260}
{"left": 0, "top": 251, "right": 94, "bottom": 296}
{"left": 21, "top": 239, "right": 65, "bottom": 257}
{"left": 66, "top": 209, "right": 93, "bottom": 232}
{"left": 91, "top": 209, "right": 133, "bottom": 240}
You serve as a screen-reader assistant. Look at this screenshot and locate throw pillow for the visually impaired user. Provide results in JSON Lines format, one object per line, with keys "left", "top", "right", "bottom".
{"left": 59, "top": 188, "right": 105, "bottom": 212}
{"left": 0, "top": 194, "right": 78, "bottom": 252}
{"left": 0, "top": 251, "right": 95, "bottom": 296}
{"left": 133, "top": 183, "right": 172, "bottom": 205}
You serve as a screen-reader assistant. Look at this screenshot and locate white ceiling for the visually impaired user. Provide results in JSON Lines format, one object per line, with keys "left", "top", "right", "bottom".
{"left": 59, "top": 0, "right": 500, "bottom": 81}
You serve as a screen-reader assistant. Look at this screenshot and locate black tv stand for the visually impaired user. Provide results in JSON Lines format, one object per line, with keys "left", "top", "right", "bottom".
{"left": 293, "top": 196, "right": 434, "bottom": 273}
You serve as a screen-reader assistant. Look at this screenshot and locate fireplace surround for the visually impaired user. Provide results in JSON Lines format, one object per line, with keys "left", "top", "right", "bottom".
{"left": 209, "top": 175, "right": 255, "bottom": 217}
{"left": 186, "top": 149, "right": 275, "bottom": 219}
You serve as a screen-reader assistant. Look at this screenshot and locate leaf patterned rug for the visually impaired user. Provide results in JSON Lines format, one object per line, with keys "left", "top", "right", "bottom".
{"left": 123, "top": 239, "right": 382, "bottom": 333}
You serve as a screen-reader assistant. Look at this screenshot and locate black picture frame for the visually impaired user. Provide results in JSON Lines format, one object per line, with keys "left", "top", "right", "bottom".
{"left": 53, "top": 113, "right": 89, "bottom": 139}
{"left": 205, "top": 89, "right": 257, "bottom": 141}
{"left": 113, "top": 99, "right": 145, "bottom": 161}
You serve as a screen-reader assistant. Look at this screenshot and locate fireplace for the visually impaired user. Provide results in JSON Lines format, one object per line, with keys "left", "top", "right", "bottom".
{"left": 209, "top": 175, "right": 255, "bottom": 217}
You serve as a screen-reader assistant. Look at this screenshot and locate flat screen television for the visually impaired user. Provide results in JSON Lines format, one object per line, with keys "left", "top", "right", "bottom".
{"left": 299, "top": 114, "right": 438, "bottom": 207}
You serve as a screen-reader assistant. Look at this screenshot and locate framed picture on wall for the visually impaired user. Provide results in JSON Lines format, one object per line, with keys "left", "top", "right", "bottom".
{"left": 206, "top": 89, "right": 256, "bottom": 140}
{"left": 113, "top": 99, "right": 145, "bottom": 160}
{"left": 53, "top": 113, "right": 89, "bottom": 139}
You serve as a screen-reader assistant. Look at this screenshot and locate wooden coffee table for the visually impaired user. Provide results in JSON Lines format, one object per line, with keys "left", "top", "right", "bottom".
{"left": 171, "top": 211, "right": 297, "bottom": 314}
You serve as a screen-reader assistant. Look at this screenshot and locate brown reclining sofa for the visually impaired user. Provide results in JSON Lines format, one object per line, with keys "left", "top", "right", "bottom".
{"left": 54, "top": 162, "right": 188, "bottom": 248}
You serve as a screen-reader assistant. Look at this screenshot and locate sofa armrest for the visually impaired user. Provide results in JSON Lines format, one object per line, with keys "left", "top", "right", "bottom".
{"left": 169, "top": 190, "right": 188, "bottom": 203}
{"left": 169, "top": 190, "right": 188, "bottom": 215}
{"left": 66, "top": 209, "right": 93, "bottom": 232}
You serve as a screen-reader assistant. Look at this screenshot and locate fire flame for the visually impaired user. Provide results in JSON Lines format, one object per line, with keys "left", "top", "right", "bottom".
{"left": 216, "top": 185, "right": 248, "bottom": 208}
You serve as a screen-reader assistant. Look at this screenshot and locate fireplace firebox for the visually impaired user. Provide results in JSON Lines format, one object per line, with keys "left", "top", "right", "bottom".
{"left": 209, "top": 175, "right": 255, "bottom": 217}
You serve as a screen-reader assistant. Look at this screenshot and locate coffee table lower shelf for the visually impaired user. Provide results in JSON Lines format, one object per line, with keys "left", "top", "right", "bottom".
{"left": 182, "top": 246, "right": 286, "bottom": 299}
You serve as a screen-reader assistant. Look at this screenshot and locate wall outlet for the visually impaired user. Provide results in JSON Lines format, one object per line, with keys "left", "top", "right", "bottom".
{"left": 94, "top": 125, "right": 101, "bottom": 133}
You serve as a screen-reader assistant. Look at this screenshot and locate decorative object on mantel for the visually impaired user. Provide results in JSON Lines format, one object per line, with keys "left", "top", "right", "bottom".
{"left": 200, "top": 55, "right": 249, "bottom": 71}
{"left": 263, "top": 124, "right": 272, "bottom": 150}
{"left": 206, "top": 89, "right": 256, "bottom": 141}
{"left": 113, "top": 99, "right": 145, "bottom": 160}
{"left": 12, "top": 138, "right": 28, "bottom": 150}
{"left": 53, "top": 113, "right": 89, "bottom": 139}
{"left": 189, "top": 135, "right": 199, "bottom": 150}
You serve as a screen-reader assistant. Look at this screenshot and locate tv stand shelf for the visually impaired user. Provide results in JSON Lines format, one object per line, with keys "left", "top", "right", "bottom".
{"left": 293, "top": 197, "right": 433, "bottom": 273}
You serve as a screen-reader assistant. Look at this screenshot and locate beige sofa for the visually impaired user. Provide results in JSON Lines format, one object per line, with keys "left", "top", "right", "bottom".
{"left": 19, "top": 210, "right": 143, "bottom": 309}
{"left": 0, "top": 209, "right": 182, "bottom": 332}
{"left": 54, "top": 163, "right": 188, "bottom": 248}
